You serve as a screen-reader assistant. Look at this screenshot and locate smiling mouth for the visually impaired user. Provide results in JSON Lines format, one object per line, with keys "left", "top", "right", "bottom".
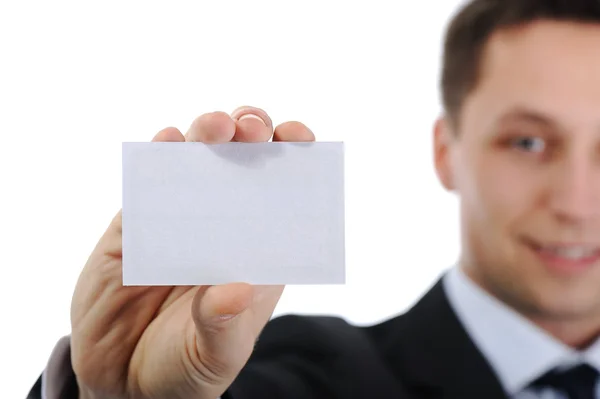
{"left": 523, "top": 238, "right": 600, "bottom": 273}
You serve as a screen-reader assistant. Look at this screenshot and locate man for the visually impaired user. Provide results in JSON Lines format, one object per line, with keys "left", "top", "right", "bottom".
{"left": 27, "top": 0, "right": 600, "bottom": 398}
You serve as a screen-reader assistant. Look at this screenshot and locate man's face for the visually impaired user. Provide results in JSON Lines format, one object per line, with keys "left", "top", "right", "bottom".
{"left": 436, "top": 20, "right": 600, "bottom": 327}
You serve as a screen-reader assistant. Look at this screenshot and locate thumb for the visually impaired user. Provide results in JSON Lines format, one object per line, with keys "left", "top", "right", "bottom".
{"left": 188, "top": 283, "right": 257, "bottom": 385}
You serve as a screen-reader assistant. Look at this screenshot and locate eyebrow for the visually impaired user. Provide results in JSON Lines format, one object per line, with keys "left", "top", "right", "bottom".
{"left": 490, "top": 106, "right": 600, "bottom": 136}
{"left": 495, "top": 107, "right": 558, "bottom": 129}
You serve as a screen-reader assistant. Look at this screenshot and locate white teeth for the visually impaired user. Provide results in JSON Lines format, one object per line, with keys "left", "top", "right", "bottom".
{"left": 542, "top": 246, "right": 598, "bottom": 259}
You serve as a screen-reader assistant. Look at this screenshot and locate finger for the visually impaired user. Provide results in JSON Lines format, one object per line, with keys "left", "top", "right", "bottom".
{"left": 273, "top": 121, "right": 315, "bottom": 142}
{"left": 189, "top": 283, "right": 256, "bottom": 382}
{"left": 231, "top": 106, "right": 273, "bottom": 142}
{"left": 152, "top": 126, "right": 185, "bottom": 142}
{"left": 185, "top": 112, "right": 236, "bottom": 143}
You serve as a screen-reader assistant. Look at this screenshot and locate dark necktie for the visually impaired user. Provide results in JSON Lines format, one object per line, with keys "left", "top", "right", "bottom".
{"left": 530, "top": 363, "right": 599, "bottom": 399}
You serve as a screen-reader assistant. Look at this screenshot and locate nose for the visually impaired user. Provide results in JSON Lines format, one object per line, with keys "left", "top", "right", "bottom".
{"left": 547, "top": 154, "right": 600, "bottom": 223}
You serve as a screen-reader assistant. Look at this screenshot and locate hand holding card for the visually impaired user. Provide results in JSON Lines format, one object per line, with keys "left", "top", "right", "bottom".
{"left": 70, "top": 107, "right": 336, "bottom": 399}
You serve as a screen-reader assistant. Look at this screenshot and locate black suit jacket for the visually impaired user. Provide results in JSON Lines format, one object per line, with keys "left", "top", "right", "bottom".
{"left": 28, "top": 276, "right": 510, "bottom": 399}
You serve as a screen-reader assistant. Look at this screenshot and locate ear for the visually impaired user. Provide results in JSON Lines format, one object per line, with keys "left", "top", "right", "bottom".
{"left": 433, "top": 116, "right": 456, "bottom": 192}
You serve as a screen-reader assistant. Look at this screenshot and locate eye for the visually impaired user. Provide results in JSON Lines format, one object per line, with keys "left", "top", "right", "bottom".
{"left": 510, "top": 136, "right": 546, "bottom": 153}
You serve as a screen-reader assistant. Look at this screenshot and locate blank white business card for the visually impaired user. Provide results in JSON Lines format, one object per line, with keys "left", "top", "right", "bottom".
{"left": 122, "top": 141, "right": 345, "bottom": 285}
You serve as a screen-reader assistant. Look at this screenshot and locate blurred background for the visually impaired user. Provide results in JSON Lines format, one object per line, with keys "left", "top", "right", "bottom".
{"left": 0, "top": 0, "right": 467, "bottom": 397}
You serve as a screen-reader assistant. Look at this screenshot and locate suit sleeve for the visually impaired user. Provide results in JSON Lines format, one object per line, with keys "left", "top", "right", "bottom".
{"left": 222, "top": 315, "right": 408, "bottom": 399}
{"left": 27, "top": 336, "right": 78, "bottom": 399}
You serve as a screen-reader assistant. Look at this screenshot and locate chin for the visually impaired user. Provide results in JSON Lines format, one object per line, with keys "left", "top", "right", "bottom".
{"left": 526, "top": 282, "right": 600, "bottom": 320}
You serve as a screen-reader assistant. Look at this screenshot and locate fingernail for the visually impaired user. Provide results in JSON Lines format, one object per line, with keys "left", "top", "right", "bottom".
{"left": 231, "top": 106, "right": 273, "bottom": 130}
{"left": 238, "top": 114, "right": 265, "bottom": 123}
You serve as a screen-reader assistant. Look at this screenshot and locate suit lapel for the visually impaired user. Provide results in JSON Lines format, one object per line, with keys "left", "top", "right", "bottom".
{"left": 378, "top": 277, "right": 509, "bottom": 399}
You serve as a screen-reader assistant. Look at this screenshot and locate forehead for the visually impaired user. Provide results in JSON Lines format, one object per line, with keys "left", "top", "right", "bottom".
{"left": 461, "top": 20, "right": 600, "bottom": 132}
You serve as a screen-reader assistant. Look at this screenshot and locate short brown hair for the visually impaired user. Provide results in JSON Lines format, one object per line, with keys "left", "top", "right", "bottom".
{"left": 441, "top": 0, "right": 600, "bottom": 128}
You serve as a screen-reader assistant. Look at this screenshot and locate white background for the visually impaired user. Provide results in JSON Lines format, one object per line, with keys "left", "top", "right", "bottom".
{"left": 0, "top": 1, "right": 466, "bottom": 397}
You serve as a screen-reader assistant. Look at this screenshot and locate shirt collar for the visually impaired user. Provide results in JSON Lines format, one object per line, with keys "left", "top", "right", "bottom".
{"left": 443, "top": 266, "right": 600, "bottom": 395}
